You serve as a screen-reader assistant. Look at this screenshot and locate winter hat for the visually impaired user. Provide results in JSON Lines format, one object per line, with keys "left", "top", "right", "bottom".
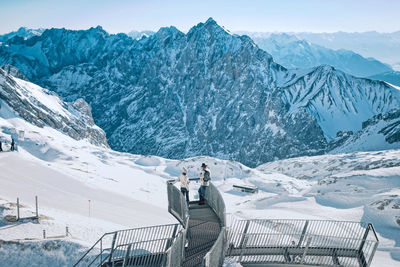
{"left": 182, "top": 167, "right": 188, "bottom": 174}
{"left": 201, "top": 163, "right": 207, "bottom": 168}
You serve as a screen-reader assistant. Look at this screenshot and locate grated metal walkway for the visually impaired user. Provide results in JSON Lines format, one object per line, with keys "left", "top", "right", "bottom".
{"left": 183, "top": 201, "right": 221, "bottom": 267}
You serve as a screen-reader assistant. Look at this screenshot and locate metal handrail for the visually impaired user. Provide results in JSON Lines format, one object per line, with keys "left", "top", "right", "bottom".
{"left": 167, "top": 180, "right": 189, "bottom": 228}
{"left": 74, "top": 223, "right": 180, "bottom": 267}
{"left": 205, "top": 182, "right": 226, "bottom": 227}
{"left": 203, "top": 227, "right": 227, "bottom": 267}
{"left": 227, "top": 219, "right": 379, "bottom": 267}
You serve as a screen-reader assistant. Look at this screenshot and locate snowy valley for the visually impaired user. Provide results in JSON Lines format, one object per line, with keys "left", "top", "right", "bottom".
{"left": 0, "top": 64, "right": 399, "bottom": 266}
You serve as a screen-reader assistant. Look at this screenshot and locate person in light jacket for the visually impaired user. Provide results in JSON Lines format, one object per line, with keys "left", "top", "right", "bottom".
{"left": 198, "top": 163, "right": 211, "bottom": 205}
{"left": 172, "top": 167, "right": 190, "bottom": 203}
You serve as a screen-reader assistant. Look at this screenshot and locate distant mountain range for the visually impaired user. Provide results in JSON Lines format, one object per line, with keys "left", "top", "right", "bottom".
{"left": 0, "top": 19, "right": 400, "bottom": 166}
{"left": 369, "top": 71, "right": 400, "bottom": 87}
{"left": 239, "top": 31, "right": 400, "bottom": 69}
{"left": 244, "top": 33, "right": 392, "bottom": 78}
{"left": 0, "top": 27, "right": 45, "bottom": 43}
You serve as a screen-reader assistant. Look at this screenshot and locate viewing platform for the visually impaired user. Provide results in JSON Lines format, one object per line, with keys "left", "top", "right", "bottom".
{"left": 74, "top": 179, "right": 379, "bottom": 267}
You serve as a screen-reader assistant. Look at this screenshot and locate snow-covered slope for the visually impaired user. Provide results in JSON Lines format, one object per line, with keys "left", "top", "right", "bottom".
{"left": 281, "top": 66, "right": 400, "bottom": 140}
{"left": 329, "top": 109, "right": 400, "bottom": 153}
{"left": 1, "top": 19, "right": 400, "bottom": 166}
{"left": 248, "top": 33, "right": 392, "bottom": 77}
{"left": 0, "top": 27, "right": 44, "bottom": 43}
{"left": 0, "top": 71, "right": 399, "bottom": 265}
{"left": 0, "top": 67, "right": 108, "bottom": 146}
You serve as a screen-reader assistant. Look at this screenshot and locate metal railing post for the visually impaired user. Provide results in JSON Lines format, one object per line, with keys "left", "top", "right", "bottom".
{"left": 239, "top": 220, "right": 250, "bottom": 248}
{"left": 100, "top": 239, "right": 103, "bottom": 266}
{"left": 238, "top": 235, "right": 249, "bottom": 262}
{"left": 300, "top": 237, "right": 312, "bottom": 264}
{"left": 122, "top": 244, "right": 132, "bottom": 267}
{"left": 108, "top": 232, "right": 118, "bottom": 263}
{"left": 298, "top": 220, "right": 309, "bottom": 247}
{"left": 16, "top": 198, "right": 20, "bottom": 221}
{"left": 35, "top": 196, "right": 39, "bottom": 219}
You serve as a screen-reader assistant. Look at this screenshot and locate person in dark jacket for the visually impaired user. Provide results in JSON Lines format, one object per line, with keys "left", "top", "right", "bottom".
{"left": 0, "top": 141, "right": 2, "bottom": 152}
{"left": 10, "top": 138, "right": 15, "bottom": 151}
{"left": 198, "top": 163, "right": 211, "bottom": 205}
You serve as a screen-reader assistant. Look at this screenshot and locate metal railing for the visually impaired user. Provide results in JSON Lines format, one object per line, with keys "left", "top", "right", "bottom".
{"left": 167, "top": 181, "right": 189, "bottom": 228}
{"left": 203, "top": 227, "right": 227, "bottom": 267}
{"left": 204, "top": 182, "right": 226, "bottom": 227}
{"left": 226, "top": 219, "right": 379, "bottom": 267}
{"left": 73, "top": 223, "right": 181, "bottom": 267}
{"left": 166, "top": 225, "right": 188, "bottom": 267}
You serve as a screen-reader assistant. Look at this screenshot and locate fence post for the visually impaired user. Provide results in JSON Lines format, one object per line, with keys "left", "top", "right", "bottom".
{"left": 239, "top": 220, "right": 250, "bottom": 248}
{"left": 108, "top": 232, "right": 118, "bottom": 263}
{"left": 300, "top": 237, "right": 312, "bottom": 264}
{"left": 100, "top": 239, "right": 103, "bottom": 266}
{"left": 358, "top": 224, "right": 370, "bottom": 253}
{"left": 238, "top": 235, "right": 249, "bottom": 262}
{"left": 35, "top": 196, "right": 39, "bottom": 219}
{"left": 17, "top": 198, "right": 20, "bottom": 221}
{"left": 122, "top": 244, "right": 132, "bottom": 267}
{"left": 298, "top": 220, "right": 309, "bottom": 247}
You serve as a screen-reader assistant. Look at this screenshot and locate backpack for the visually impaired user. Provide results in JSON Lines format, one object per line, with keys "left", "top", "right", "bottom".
{"left": 203, "top": 170, "right": 211, "bottom": 182}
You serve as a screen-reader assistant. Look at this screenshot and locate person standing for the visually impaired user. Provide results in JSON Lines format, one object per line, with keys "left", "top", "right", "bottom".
{"left": 10, "top": 138, "right": 15, "bottom": 151}
{"left": 198, "top": 163, "right": 211, "bottom": 205}
{"left": 0, "top": 141, "right": 2, "bottom": 152}
{"left": 172, "top": 167, "right": 190, "bottom": 204}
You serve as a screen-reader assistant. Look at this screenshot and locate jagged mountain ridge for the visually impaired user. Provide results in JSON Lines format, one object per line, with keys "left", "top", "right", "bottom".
{"left": 369, "top": 71, "right": 400, "bottom": 87}
{"left": 0, "top": 18, "right": 399, "bottom": 166}
{"left": 245, "top": 33, "right": 392, "bottom": 77}
{"left": 0, "top": 67, "right": 108, "bottom": 147}
{"left": 0, "top": 27, "right": 45, "bottom": 43}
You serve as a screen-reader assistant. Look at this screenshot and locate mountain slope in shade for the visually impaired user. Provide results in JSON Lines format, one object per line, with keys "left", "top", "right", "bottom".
{"left": 329, "top": 109, "right": 400, "bottom": 153}
{"left": 246, "top": 33, "right": 392, "bottom": 77}
{"left": 369, "top": 71, "right": 400, "bottom": 87}
{"left": 0, "top": 19, "right": 400, "bottom": 166}
{"left": 0, "top": 68, "right": 108, "bottom": 147}
{"left": 280, "top": 65, "right": 400, "bottom": 140}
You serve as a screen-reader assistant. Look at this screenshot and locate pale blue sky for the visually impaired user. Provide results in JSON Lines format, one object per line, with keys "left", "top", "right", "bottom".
{"left": 0, "top": 0, "right": 399, "bottom": 34}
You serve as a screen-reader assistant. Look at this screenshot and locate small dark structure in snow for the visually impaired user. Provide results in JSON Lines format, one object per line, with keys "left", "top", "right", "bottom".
{"left": 233, "top": 184, "right": 258, "bottom": 194}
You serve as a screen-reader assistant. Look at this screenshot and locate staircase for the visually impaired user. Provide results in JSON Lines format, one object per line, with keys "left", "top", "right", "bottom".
{"left": 183, "top": 202, "right": 221, "bottom": 267}
{"left": 74, "top": 180, "right": 378, "bottom": 267}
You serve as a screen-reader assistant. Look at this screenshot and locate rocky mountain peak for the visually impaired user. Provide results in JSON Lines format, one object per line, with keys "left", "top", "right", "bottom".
{"left": 1, "top": 20, "right": 400, "bottom": 166}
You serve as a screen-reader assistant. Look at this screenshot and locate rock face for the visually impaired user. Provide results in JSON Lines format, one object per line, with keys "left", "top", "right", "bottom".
{"left": 0, "top": 19, "right": 399, "bottom": 166}
{"left": 0, "top": 68, "right": 108, "bottom": 147}
{"left": 329, "top": 109, "right": 400, "bottom": 153}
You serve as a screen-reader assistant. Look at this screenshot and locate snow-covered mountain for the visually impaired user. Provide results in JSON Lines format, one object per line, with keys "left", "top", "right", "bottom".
{"left": 369, "top": 71, "right": 400, "bottom": 87}
{"left": 0, "top": 27, "right": 45, "bottom": 42}
{"left": 0, "top": 19, "right": 400, "bottom": 166}
{"left": 295, "top": 31, "right": 400, "bottom": 67}
{"left": 244, "top": 33, "right": 392, "bottom": 77}
{"left": 127, "top": 30, "right": 155, "bottom": 40}
{"left": 0, "top": 67, "right": 108, "bottom": 147}
{"left": 0, "top": 92, "right": 399, "bottom": 266}
{"left": 329, "top": 109, "right": 400, "bottom": 153}
{"left": 239, "top": 31, "right": 400, "bottom": 68}
{"left": 280, "top": 65, "right": 400, "bottom": 140}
